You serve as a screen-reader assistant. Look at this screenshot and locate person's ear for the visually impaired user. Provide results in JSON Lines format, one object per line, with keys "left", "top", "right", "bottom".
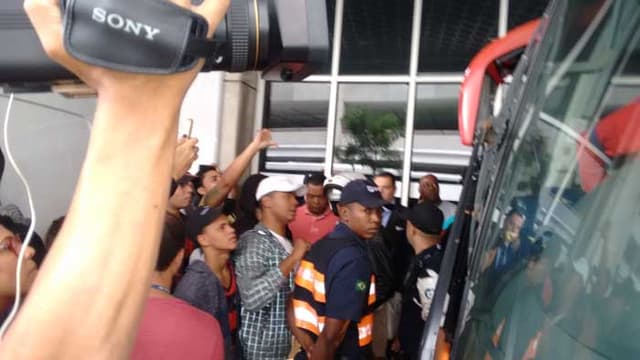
{"left": 406, "top": 221, "right": 415, "bottom": 238}
{"left": 196, "top": 233, "right": 207, "bottom": 247}
{"left": 338, "top": 204, "right": 349, "bottom": 221}
{"left": 198, "top": 186, "right": 205, "bottom": 195}
{"left": 262, "top": 195, "right": 273, "bottom": 209}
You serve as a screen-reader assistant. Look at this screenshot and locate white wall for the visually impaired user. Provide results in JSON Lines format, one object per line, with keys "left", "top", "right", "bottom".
{"left": 0, "top": 94, "right": 94, "bottom": 235}
{"left": 178, "top": 72, "right": 225, "bottom": 172}
{"left": 0, "top": 73, "right": 225, "bottom": 235}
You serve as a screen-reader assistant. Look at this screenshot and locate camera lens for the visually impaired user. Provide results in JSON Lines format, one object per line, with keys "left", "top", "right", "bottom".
{"left": 205, "top": 0, "right": 271, "bottom": 72}
{"left": 203, "top": 0, "right": 328, "bottom": 81}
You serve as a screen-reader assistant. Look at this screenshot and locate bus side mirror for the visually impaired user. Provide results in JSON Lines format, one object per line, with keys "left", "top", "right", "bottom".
{"left": 458, "top": 19, "right": 540, "bottom": 146}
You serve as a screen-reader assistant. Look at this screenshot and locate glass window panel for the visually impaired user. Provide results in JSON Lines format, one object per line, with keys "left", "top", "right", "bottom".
{"left": 419, "top": 0, "right": 498, "bottom": 72}
{"left": 316, "top": 0, "right": 336, "bottom": 74}
{"left": 621, "top": 50, "right": 640, "bottom": 75}
{"left": 410, "top": 84, "right": 468, "bottom": 202}
{"left": 340, "top": 0, "right": 413, "bottom": 74}
{"left": 508, "top": 0, "right": 549, "bottom": 30}
{"left": 262, "top": 82, "right": 330, "bottom": 173}
{"left": 332, "top": 83, "right": 407, "bottom": 196}
{"left": 415, "top": 83, "right": 459, "bottom": 130}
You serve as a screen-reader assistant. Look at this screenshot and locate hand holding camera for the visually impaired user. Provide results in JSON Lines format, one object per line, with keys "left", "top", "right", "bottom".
{"left": 24, "top": 0, "right": 229, "bottom": 104}
{"left": 2, "top": 0, "right": 329, "bottom": 91}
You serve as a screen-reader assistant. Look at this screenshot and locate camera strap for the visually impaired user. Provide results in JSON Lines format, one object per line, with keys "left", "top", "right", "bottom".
{"left": 62, "top": 0, "right": 222, "bottom": 74}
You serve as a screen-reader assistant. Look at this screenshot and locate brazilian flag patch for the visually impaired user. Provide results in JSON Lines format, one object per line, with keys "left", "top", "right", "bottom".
{"left": 356, "top": 280, "right": 367, "bottom": 292}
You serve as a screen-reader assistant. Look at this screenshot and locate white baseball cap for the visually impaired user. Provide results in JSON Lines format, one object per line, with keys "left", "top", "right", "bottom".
{"left": 255, "top": 176, "right": 306, "bottom": 201}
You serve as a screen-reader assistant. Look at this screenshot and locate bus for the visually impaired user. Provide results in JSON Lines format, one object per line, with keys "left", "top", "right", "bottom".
{"left": 421, "top": 0, "right": 640, "bottom": 358}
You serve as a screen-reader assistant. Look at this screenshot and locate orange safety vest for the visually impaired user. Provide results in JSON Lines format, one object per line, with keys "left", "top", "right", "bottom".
{"left": 292, "top": 231, "right": 376, "bottom": 348}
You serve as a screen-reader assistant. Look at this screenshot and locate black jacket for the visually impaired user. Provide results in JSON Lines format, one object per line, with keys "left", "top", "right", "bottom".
{"left": 367, "top": 203, "right": 410, "bottom": 307}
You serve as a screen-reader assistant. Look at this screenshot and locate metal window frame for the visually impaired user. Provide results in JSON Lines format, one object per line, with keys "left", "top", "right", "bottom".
{"left": 399, "top": 0, "right": 425, "bottom": 206}
{"left": 255, "top": 0, "right": 476, "bottom": 205}
{"left": 323, "top": 0, "right": 346, "bottom": 178}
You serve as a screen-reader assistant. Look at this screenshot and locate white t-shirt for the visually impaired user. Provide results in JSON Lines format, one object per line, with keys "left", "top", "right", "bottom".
{"left": 189, "top": 248, "right": 205, "bottom": 264}
{"left": 270, "top": 230, "right": 293, "bottom": 254}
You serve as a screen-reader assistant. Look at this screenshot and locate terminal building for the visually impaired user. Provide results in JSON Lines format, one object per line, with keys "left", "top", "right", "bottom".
{"left": 0, "top": 0, "right": 548, "bottom": 233}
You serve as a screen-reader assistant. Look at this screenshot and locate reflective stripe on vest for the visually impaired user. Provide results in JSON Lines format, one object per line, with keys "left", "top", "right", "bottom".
{"left": 357, "top": 313, "right": 374, "bottom": 346}
{"left": 294, "top": 299, "right": 374, "bottom": 347}
{"left": 295, "top": 260, "right": 327, "bottom": 302}
{"left": 293, "top": 270, "right": 376, "bottom": 347}
{"left": 368, "top": 276, "right": 376, "bottom": 306}
{"left": 293, "top": 298, "right": 325, "bottom": 335}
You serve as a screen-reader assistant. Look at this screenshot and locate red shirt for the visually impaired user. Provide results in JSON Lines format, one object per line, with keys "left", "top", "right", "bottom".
{"left": 225, "top": 263, "right": 239, "bottom": 339}
{"left": 132, "top": 296, "right": 224, "bottom": 360}
{"left": 289, "top": 204, "right": 338, "bottom": 244}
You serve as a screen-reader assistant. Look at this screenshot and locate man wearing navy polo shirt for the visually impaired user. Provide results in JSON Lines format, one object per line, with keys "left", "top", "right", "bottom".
{"left": 289, "top": 179, "right": 384, "bottom": 359}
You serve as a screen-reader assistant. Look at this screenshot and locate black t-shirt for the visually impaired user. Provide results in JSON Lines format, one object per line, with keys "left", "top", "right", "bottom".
{"left": 398, "top": 244, "right": 443, "bottom": 357}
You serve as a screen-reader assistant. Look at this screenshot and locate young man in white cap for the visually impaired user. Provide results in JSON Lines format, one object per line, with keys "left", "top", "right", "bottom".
{"left": 234, "top": 176, "right": 311, "bottom": 359}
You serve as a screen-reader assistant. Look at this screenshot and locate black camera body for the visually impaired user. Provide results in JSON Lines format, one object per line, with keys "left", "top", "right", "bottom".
{"left": 0, "top": 0, "right": 328, "bottom": 92}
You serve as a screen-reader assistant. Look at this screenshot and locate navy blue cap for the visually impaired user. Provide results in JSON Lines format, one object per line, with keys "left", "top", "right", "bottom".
{"left": 186, "top": 206, "right": 226, "bottom": 242}
{"left": 339, "top": 179, "right": 386, "bottom": 209}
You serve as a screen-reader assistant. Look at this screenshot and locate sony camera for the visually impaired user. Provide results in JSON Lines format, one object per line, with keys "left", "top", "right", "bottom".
{"left": 0, "top": 0, "right": 329, "bottom": 92}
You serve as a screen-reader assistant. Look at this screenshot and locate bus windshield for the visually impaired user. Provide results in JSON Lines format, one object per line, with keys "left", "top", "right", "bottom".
{"left": 454, "top": 0, "right": 640, "bottom": 358}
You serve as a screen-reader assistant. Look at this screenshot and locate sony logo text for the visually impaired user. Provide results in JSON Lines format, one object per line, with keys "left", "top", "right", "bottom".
{"left": 91, "top": 8, "right": 160, "bottom": 41}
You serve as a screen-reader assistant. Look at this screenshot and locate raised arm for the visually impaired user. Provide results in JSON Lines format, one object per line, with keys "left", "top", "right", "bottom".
{"left": 202, "top": 129, "right": 276, "bottom": 207}
{"left": 170, "top": 136, "right": 199, "bottom": 196}
{"left": 0, "top": 0, "right": 228, "bottom": 358}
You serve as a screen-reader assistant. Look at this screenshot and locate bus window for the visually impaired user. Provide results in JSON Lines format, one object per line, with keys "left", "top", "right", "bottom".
{"left": 452, "top": 0, "right": 640, "bottom": 359}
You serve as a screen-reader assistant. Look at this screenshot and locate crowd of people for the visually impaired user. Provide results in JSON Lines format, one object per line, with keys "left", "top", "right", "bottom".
{"left": 150, "top": 156, "right": 456, "bottom": 359}
{"left": 157, "top": 142, "right": 459, "bottom": 360}
{"left": 0, "top": 124, "right": 458, "bottom": 359}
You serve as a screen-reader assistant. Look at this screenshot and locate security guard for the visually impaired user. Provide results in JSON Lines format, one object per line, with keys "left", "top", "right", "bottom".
{"left": 288, "top": 179, "right": 384, "bottom": 359}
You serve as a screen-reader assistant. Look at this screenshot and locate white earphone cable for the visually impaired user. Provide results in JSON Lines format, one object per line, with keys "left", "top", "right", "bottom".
{"left": 0, "top": 93, "right": 38, "bottom": 337}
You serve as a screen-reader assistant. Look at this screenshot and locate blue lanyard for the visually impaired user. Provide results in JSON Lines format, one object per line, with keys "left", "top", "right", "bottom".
{"left": 150, "top": 284, "right": 170, "bottom": 294}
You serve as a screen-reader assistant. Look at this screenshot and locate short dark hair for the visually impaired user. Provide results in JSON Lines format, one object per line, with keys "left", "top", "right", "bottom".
{"left": 304, "top": 172, "right": 326, "bottom": 186}
{"left": 195, "top": 165, "right": 220, "bottom": 189}
{"left": 374, "top": 171, "right": 396, "bottom": 185}
{"left": 156, "top": 216, "right": 186, "bottom": 271}
{"left": 45, "top": 216, "right": 65, "bottom": 250}
{"left": 0, "top": 215, "right": 49, "bottom": 267}
{"left": 506, "top": 207, "right": 526, "bottom": 220}
{"left": 0, "top": 215, "right": 19, "bottom": 237}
